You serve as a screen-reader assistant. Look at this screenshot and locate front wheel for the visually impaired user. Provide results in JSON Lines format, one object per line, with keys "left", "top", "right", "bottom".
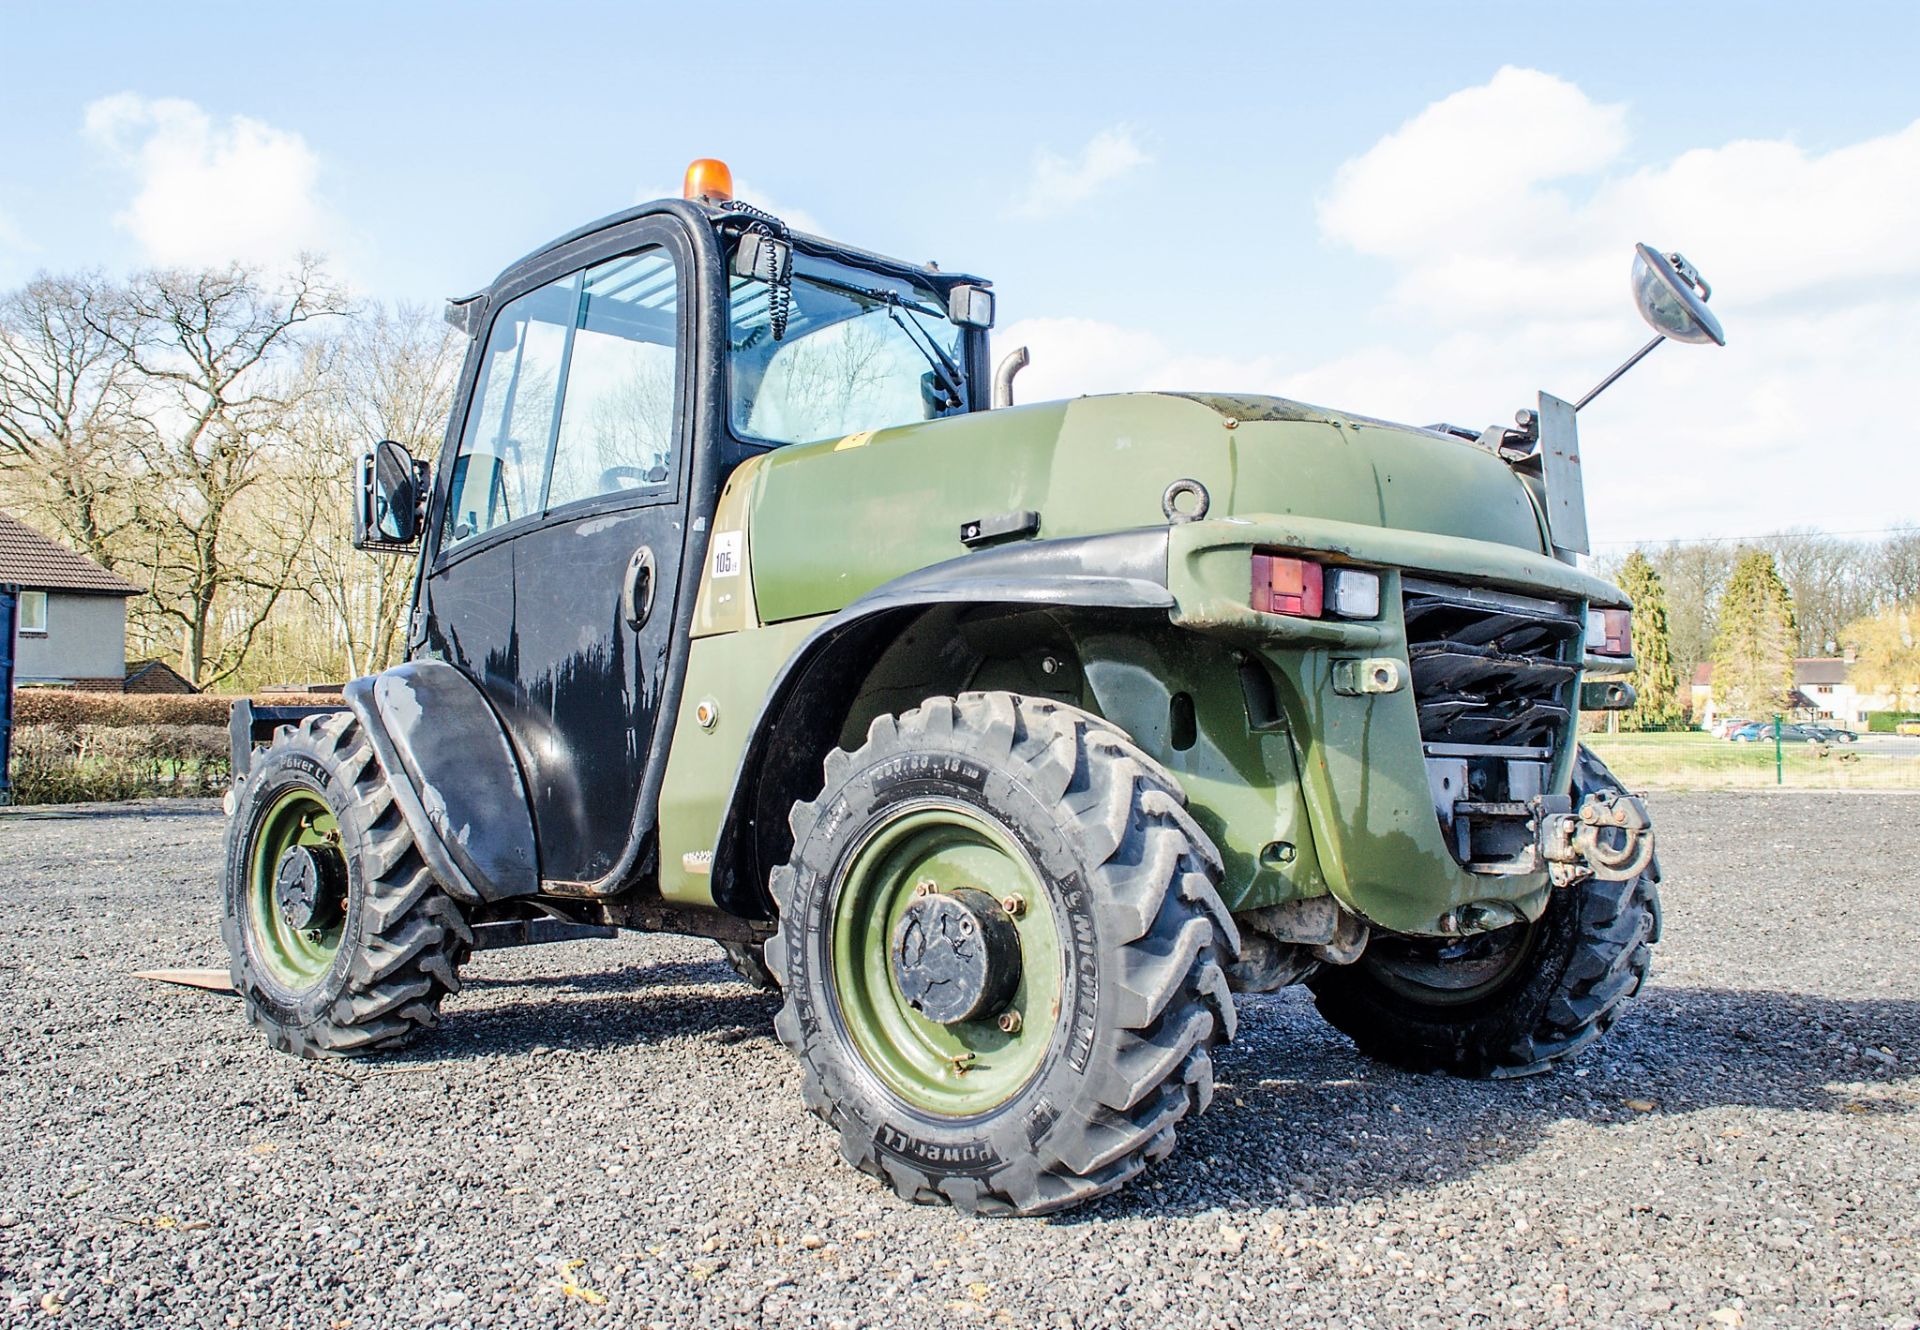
{"left": 1309, "top": 746, "right": 1660, "bottom": 1078}
{"left": 767, "top": 693, "right": 1238, "bottom": 1215}
{"left": 221, "top": 712, "right": 471, "bottom": 1058}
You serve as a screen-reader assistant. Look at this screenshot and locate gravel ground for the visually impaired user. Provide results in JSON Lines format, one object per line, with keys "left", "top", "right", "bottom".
{"left": 1, "top": 791, "right": 1916, "bottom": 1329}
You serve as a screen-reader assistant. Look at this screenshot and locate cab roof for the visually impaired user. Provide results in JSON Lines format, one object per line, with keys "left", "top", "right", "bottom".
{"left": 464, "top": 197, "right": 985, "bottom": 310}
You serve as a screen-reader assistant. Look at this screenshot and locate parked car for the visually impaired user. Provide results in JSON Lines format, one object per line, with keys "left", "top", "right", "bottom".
{"left": 1804, "top": 724, "right": 1857, "bottom": 743}
{"left": 1731, "top": 722, "right": 1819, "bottom": 743}
{"left": 1897, "top": 719, "right": 1920, "bottom": 737}
{"left": 1711, "top": 717, "right": 1752, "bottom": 739}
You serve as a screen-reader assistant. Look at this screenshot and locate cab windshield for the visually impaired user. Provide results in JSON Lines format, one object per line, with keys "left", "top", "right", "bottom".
{"left": 728, "top": 252, "right": 966, "bottom": 446}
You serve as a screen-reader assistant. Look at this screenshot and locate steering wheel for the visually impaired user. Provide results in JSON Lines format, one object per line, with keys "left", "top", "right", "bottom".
{"left": 601, "top": 464, "right": 669, "bottom": 491}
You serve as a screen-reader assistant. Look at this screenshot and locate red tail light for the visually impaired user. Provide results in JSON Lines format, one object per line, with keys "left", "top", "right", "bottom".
{"left": 1587, "top": 608, "right": 1633, "bottom": 656}
{"left": 1252, "top": 553, "right": 1324, "bottom": 617}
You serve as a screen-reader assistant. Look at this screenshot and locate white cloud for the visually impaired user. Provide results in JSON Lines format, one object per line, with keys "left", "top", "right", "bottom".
{"left": 1318, "top": 67, "right": 1920, "bottom": 323}
{"left": 83, "top": 94, "right": 342, "bottom": 270}
{"left": 634, "top": 176, "right": 825, "bottom": 238}
{"left": 1320, "top": 66, "right": 1627, "bottom": 274}
{"left": 1011, "top": 127, "right": 1151, "bottom": 219}
{"left": 1000, "top": 71, "right": 1920, "bottom": 541}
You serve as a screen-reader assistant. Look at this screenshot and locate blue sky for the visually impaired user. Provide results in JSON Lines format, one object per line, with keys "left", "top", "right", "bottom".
{"left": 3, "top": 2, "right": 1917, "bottom": 544}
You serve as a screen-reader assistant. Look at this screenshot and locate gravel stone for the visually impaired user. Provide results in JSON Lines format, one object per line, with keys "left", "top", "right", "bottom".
{"left": 1, "top": 791, "right": 1916, "bottom": 1327}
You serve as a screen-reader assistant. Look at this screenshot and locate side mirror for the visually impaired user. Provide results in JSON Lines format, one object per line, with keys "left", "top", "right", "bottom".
{"left": 1571, "top": 244, "right": 1727, "bottom": 414}
{"left": 352, "top": 440, "right": 431, "bottom": 551}
{"left": 1630, "top": 244, "right": 1725, "bottom": 347}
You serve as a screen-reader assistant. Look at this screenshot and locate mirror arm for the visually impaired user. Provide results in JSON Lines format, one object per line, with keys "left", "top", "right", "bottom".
{"left": 1574, "top": 334, "right": 1666, "bottom": 413}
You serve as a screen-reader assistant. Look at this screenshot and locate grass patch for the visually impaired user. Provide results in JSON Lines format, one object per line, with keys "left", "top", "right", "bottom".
{"left": 1585, "top": 731, "right": 1920, "bottom": 790}
{"left": 6, "top": 724, "right": 229, "bottom": 804}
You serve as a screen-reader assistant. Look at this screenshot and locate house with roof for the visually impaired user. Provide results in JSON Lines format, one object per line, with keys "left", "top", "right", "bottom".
{"left": 1691, "top": 656, "right": 1898, "bottom": 730}
{"left": 0, "top": 511, "right": 191, "bottom": 693}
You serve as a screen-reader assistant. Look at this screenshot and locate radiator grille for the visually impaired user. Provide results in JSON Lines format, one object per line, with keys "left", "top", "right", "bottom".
{"left": 1401, "top": 581, "right": 1582, "bottom": 752}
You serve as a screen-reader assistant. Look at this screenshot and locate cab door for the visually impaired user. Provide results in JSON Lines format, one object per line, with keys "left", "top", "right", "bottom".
{"left": 421, "top": 228, "right": 691, "bottom": 889}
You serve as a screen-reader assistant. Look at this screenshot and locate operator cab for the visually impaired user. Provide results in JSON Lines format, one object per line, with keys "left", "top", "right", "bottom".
{"left": 349, "top": 159, "right": 998, "bottom": 894}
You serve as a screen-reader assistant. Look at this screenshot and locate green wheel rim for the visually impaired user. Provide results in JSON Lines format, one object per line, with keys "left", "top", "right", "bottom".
{"left": 829, "top": 803, "right": 1062, "bottom": 1117}
{"left": 247, "top": 787, "right": 347, "bottom": 991}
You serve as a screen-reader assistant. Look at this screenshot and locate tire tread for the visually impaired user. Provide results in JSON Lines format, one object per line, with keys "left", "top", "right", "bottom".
{"left": 767, "top": 691, "right": 1237, "bottom": 1215}
{"left": 226, "top": 711, "right": 470, "bottom": 1059}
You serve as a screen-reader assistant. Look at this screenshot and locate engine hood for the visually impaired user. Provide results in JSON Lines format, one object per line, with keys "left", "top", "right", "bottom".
{"left": 743, "top": 391, "right": 1551, "bottom": 623}
{"left": 1164, "top": 392, "right": 1546, "bottom": 549}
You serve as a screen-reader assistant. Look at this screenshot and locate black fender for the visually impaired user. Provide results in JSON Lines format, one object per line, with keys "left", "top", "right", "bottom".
{"left": 712, "top": 528, "right": 1173, "bottom": 917}
{"left": 342, "top": 660, "right": 539, "bottom": 903}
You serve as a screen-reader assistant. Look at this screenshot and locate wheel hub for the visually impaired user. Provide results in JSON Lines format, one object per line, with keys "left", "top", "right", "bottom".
{"left": 890, "top": 887, "right": 1022, "bottom": 1025}
{"left": 1365, "top": 920, "right": 1539, "bottom": 1006}
{"left": 273, "top": 843, "right": 345, "bottom": 933}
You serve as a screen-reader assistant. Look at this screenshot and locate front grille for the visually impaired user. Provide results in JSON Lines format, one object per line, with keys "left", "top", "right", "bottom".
{"left": 1401, "top": 580, "right": 1582, "bottom": 753}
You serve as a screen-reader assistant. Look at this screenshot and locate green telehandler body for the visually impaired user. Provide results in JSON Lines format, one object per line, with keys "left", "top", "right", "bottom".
{"left": 222, "top": 162, "right": 1721, "bottom": 1213}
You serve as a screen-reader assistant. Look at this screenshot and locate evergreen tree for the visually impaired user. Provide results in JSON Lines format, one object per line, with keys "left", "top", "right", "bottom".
{"left": 1614, "top": 551, "right": 1684, "bottom": 730}
{"left": 1711, "top": 550, "right": 1798, "bottom": 718}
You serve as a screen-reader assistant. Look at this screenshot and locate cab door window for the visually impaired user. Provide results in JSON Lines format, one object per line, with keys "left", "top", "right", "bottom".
{"left": 544, "top": 251, "right": 680, "bottom": 509}
{"left": 442, "top": 275, "right": 577, "bottom": 547}
{"left": 441, "top": 250, "right": 680, "bottom": 551}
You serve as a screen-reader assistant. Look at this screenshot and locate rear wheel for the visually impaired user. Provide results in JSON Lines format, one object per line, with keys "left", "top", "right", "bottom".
{"left": 767, "top": 693, "right": 1237, "bottom": 1215}
{"left": 1309, "top": 746, "right": 1660, "bottom": 1078}
{"left": 221, "top": 712, "right": 472, "bottom": 1058}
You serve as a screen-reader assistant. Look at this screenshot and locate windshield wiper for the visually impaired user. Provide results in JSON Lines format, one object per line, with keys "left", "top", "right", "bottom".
{"left": 874, "top": 297, "right": 962, "bottom": 412}
{"left": 791, "top": 270, "right": 968, "bottom": 410}
{"left": 799, "top": 270, "right": 947, "bottom": 321}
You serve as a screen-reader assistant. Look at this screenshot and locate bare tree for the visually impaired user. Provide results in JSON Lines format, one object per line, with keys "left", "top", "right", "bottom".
{"left": 1760, "top": 528, "right": 1875, "bottom": 656}
{"left": 290, "top": 302, "right": 462, "bottom": 678}
{"left": 1879, "top": 525, "right": 1920, "bottom": 609}
{"left": 0, "top": 273, "right": 140, "bottom": 564}
{"left": 94, "top": 259, "right": 350, "bottom": 687}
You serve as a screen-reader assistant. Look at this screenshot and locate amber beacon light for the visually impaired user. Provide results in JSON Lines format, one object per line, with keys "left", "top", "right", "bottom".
{"left": 683, "top": 158, "right": 734, "bottom": 203}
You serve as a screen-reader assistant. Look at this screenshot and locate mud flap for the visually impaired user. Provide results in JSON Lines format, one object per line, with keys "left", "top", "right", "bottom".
{"left": 342, "top": 662, "right": 538, "bottom": 902}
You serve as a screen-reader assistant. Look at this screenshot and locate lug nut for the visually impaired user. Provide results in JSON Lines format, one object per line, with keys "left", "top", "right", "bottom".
{"left": 998, "top": 1011, "right": 1022, "bottom": 1034}
{"left": 1000, "top": 894, "right": 1026, "bottom": 918}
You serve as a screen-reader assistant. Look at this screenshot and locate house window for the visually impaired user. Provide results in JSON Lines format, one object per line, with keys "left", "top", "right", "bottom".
{"left": 16, "top": 590, "right": 47, "bottom": 635}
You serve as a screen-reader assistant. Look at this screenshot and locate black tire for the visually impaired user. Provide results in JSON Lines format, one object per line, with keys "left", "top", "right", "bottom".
{"left": 1309, "top": 746, "right": 1660, "bottom": 1078}
{"left": 221, "top": 712, "right": 472, "bottom": 1058}
{"left": 719, "top": 940, "right": 778, "bottom": 990}
{"left": 766, "top": 692, "right": 1238, "bottom": 1216}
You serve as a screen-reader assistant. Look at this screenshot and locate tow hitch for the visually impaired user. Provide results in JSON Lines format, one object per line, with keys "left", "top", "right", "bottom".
{"left": 1539, "top": 788, "right": 1656, "bottom": 887}
{"left": 1437, "top": 781, "right": 1655, "bottom": 887}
